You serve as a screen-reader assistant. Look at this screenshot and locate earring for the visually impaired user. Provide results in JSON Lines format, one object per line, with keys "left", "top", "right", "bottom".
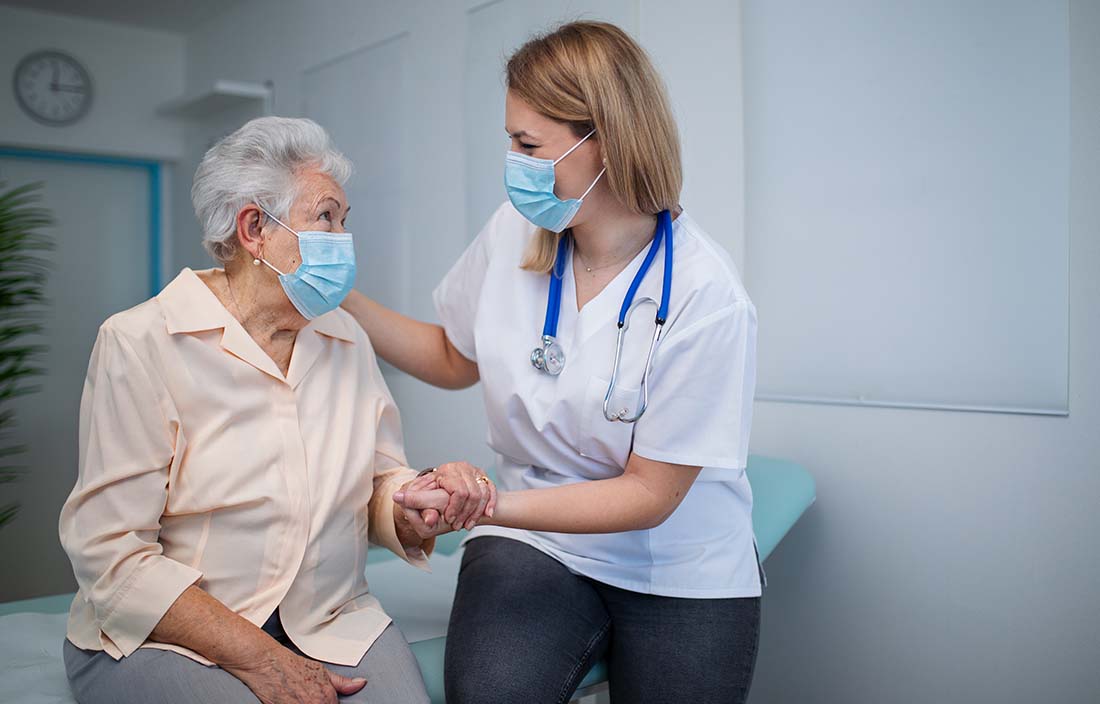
{"left": 253, "top": 258, "right": 261, "bottom": 266}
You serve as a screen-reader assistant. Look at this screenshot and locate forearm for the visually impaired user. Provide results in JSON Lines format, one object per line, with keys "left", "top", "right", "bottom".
{"left": 396, "top": 458, "right": 699, "bottom": 535}
{"left": 150, "top": 585, "right": 278, "bottom": 670}
{"left": 481, "top": 475, "right": 678, "bottom": 533}
{"left": 151, "top": 585, "right": 367, "bottom": 701}
{"left": 342, "top": 290, "right": 478, "bottom": 389}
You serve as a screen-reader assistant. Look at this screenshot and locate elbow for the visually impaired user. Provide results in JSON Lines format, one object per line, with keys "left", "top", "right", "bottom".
{"left": 437, "top": 360, "right": 479, "bottom": 390}
{"left": 619, "top": 469, "right": 694, "bottom": 531}
{"left": 636, "top": 508, "right": 675, "bottom": 531}
{"left": 433, "top": 373, "right": 468, "bottom": 390}
{"left": 632, "top": 498, "right": 679, "bottom": 531}
{"left": 439, "top": 338, "right": 479, "bottom": 390}
{"left": 58, "top": 505, "right": 83, "bottom": 566}
{"left": 629, "top": 482, "right": 685, "bottom": 531}
{"left": 439, "top": 374, "right": 479, "bottom": 390}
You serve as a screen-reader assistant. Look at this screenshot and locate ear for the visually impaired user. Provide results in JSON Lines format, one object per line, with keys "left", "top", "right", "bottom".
{"left": 235, "top": 204, "right": 266, "bottom": 261}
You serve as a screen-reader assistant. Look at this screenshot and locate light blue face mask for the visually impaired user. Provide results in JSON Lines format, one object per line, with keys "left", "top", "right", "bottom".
{"left": 255, "top": 204, "right": 357, "bottom": 320}
{"left": 504, "top": 129, "right": 606, "bottom": 233}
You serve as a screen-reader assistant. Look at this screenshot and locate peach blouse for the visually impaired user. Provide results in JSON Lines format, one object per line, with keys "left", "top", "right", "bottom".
{"left": 58, "top": 268, "right": 431, "bottom": 667}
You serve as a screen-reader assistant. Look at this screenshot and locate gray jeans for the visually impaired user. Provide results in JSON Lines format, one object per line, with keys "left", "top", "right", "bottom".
{"left": 62, "top": 610, "right": 429, "bottom": 704}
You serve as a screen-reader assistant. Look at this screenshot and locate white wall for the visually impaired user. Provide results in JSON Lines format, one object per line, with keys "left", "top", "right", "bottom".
{"left": 0, "top": 5, "right": 186, "bottom": 160}
{"left": 744, "top": 0, "right": 1070, "bottom": 416}
{"left": 749, "top": 2, "right": 1100, "bottom": 702}
{"left": 639, "top": 0, "right": 745, "bottom": 270}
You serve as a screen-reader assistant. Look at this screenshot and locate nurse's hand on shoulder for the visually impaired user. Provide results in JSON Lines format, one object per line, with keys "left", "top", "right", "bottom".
{"left": 393, "top": 462, "right": 496, "bottom": 532}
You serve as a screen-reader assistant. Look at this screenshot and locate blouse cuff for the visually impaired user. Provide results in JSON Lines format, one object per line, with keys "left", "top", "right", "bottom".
{"left": 370, "top": 469, "right": 435, "bottom": 572}
{"left": 99, "top": 557, "right": 203, "bottom": 658}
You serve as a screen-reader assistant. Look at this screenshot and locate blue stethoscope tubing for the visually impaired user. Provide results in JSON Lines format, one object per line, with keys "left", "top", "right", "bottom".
{"left": 532, "top": 209, "right": 674, "bottom": 423}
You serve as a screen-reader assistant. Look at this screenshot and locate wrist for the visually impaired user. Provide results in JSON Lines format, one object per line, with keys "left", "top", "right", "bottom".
{"left": 219, "top": 627, "right": 283, "bottom": 675}
{"left": 477, "top": 490, "right": 507, "bottom": 528}
{"left": 392, "top": 490, "right": 427, "bottom": 549}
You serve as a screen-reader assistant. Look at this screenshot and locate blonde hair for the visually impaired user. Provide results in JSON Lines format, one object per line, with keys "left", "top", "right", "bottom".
{"left": 507, "top": 20, "right": 682, "bottom": 273}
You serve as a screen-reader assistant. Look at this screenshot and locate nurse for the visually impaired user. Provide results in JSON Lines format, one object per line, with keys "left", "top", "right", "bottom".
{"left": 342, "top": 20, "right": 761, "bottom": 704}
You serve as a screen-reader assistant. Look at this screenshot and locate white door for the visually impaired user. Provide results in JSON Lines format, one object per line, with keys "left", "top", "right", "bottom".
{"left": 0, "top": 154, "right": 154, "bottom": 601}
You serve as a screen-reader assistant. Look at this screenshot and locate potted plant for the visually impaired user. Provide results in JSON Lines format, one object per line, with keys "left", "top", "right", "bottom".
{"left": 0, "top": 182, "right": 53, "bottom": 530}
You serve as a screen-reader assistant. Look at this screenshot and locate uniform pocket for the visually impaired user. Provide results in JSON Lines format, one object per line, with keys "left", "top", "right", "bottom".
{"left": 577, "top": 376, "right": 638, "bottom": 468}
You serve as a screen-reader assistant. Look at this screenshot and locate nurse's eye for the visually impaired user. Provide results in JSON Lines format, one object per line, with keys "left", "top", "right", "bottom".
{"left": 520, "top": 142, "right": 537, "bottom": 150}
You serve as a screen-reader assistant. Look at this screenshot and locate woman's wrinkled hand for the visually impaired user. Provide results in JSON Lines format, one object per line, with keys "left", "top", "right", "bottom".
{"left": 394, "top": 462, "right": 496, "bottom": 531}
{"left": 393, "top": 476, "right": 451, "bottom": 542}
{"left": 225, "top": 640, "right": 366, "bottom": 704}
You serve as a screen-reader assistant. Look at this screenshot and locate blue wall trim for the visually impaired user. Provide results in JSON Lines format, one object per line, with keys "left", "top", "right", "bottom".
{"left": 0, "top": 146, "right": 163, "bottom": 296}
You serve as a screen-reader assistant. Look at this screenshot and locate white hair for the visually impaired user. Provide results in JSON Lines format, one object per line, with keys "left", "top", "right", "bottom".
{"left": 191, "top": 116, "right": 353, "bottom": 263}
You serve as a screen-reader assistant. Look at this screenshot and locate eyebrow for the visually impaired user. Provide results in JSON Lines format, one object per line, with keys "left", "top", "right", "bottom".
{"left": 316, "top": 196, "right": 347, "bottom": 213}
{"left": 506, "top": 128, "right": 538, "bottom": 140}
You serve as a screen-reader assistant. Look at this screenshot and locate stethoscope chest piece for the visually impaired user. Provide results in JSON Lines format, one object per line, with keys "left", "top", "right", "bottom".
{"left": 531, "top": 335, "right": 566, "bottom": 376}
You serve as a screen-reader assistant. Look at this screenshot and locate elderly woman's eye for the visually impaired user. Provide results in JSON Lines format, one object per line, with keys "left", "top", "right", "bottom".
{"left": 319, "top": 211, "right": 333, "bottom": 222}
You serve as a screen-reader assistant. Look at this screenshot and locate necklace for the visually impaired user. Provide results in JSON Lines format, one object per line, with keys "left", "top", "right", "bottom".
{"left": 573, "top": 215, "right": 659, "bottom": 275}
{"left": 574, "top": 238, "right": 650, "bottom": 274}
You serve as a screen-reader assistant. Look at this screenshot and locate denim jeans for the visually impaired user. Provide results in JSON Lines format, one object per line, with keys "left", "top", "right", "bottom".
{"left": 445, "top": 536, "right": 761, "bottom": 704}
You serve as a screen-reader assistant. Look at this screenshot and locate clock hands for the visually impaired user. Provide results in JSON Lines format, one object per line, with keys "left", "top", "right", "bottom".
{"left": 47, "top": 59, "right": 84, "bottom": 94}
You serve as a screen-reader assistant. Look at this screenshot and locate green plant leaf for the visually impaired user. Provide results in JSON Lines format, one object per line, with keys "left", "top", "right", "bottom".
{"left": 0, "top": 181, "right": 53, "bottom": 532}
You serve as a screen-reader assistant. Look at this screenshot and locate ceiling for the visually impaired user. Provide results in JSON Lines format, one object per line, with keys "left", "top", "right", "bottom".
{"left": 0, "top": 0, "right": 248, "bottom": 33}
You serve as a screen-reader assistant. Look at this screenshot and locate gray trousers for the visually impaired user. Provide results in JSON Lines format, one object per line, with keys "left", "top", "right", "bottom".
{"left": 62, "top": 610, "right": 430, "bottom": 704}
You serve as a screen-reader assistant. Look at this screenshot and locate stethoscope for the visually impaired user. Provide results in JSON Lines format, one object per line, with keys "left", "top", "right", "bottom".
{"left": 530, "top": 209, "right": 673, "bottom": 423}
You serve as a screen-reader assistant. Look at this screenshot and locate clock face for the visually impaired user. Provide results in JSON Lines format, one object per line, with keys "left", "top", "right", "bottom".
{"left": 13, "top": 50, "right": 93, "bottom": 126}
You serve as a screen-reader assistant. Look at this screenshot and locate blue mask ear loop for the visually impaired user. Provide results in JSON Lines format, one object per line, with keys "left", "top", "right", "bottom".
{"left": 553, "top": 129, "right": 597, "bottom": 165}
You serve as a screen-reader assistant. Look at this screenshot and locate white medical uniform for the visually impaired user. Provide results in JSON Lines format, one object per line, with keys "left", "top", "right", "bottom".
{"left": 433, "top": 202, "right": 761, "bottom": 598}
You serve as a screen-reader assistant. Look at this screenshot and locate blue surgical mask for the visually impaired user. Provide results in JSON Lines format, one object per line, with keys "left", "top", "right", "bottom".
{"left": 255, "top": 205, "right": 357, "bottom": 320}
{"left": 504, "top": 129, "right": 606, "bottom": 233}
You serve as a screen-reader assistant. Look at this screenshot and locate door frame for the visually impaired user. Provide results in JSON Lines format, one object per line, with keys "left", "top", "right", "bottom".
{"left": 0, "top": 146, "right": 163, "bottom": 296}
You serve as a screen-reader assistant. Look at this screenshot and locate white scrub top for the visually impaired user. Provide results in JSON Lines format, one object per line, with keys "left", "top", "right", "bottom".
{"left": 433, "top": 202, "right": 761, "bottom": 598}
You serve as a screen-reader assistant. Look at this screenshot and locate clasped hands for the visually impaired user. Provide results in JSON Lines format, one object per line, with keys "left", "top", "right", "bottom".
{"left": 394, "top": 462, "right": 497, "bottom": 540}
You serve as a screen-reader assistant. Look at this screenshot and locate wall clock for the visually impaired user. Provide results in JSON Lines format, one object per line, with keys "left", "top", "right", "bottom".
{"left": 13, "top": 50, "right": 93, "bottom": 126}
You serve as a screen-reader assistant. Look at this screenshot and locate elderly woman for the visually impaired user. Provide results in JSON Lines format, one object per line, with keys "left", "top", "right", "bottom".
{"left": 57, "top": 117, "right": 493, "bottom": 704}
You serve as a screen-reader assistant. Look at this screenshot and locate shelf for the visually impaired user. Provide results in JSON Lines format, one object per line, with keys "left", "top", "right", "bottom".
{"left": 158, "top": 80, "right": 271, "bottom": 119}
